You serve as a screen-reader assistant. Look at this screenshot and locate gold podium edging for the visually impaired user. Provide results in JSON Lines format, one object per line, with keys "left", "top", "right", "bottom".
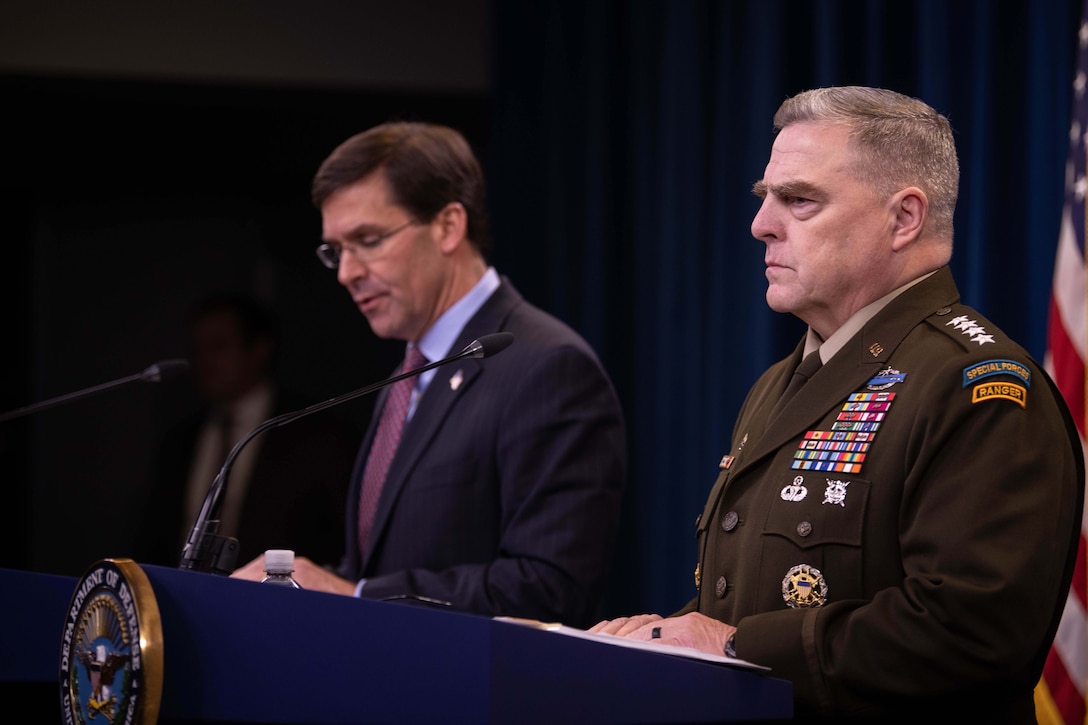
{"left": 59, "top": 558, "right": 164, "bottom": 725}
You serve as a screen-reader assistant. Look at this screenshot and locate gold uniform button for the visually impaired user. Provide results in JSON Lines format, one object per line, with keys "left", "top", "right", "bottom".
{"left": 715, "top": 576, "right": 728, "bottom": 598}
{"left": 797, "top": 521, "right": 812, "bottom": 537}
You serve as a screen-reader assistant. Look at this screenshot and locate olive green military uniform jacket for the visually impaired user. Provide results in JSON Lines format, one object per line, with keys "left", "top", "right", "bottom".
{"left": 682, "top": 266, "right": 1083, "bottom": 721}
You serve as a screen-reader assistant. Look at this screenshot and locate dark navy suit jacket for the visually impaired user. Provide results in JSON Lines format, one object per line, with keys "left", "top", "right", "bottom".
{"left": 336, "top": 279, "right": 627, "bottom": 628}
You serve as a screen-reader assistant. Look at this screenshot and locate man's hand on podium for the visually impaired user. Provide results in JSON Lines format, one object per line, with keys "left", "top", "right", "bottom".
{"left": 589, "top": 612, "right": 738, "bottom": 658}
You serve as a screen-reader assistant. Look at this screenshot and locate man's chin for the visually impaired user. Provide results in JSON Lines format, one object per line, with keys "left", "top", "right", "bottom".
{"left": 365, "top": 317, "right": 412, "bottom": 342}
{"left": 362, "top": 316, "right": 394, "bottom": 339}
{"left": 765, "top": 288, "right": 793, "bottom": 314}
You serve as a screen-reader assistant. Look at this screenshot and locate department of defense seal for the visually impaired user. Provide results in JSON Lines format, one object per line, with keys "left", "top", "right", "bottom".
{"left": 59, "top": 559, "right": 163, "bottom": 725}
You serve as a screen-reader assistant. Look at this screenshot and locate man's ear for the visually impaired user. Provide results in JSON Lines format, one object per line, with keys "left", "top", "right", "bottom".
{"left": 433, "top": 201, "right": 469, "bottom": 254}
{"left": 890, "top": 187, "right": 928, "bottom": 251}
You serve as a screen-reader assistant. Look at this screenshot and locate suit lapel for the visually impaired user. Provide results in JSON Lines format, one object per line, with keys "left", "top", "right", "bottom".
{"left": 360, "top": 280, "right": 522, "bottom": 572}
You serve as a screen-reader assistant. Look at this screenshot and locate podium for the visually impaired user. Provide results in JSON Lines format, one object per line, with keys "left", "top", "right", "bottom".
{"left": 3, "top": 564, "right": 793, "bottom": 723}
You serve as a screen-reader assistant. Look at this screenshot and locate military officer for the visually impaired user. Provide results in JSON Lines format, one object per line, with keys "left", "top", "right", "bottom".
{"left": 591, "top": 86, "right": 1083, "bottom": 722}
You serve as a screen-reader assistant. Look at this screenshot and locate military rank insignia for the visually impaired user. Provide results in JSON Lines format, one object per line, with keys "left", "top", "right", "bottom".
{"left": 945, "top": 315, "right": 995, "bottom": 345}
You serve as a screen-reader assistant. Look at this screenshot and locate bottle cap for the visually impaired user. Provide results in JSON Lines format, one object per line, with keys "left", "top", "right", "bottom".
{"left": 264, "top": 549, "right": 295, "bottom": 574}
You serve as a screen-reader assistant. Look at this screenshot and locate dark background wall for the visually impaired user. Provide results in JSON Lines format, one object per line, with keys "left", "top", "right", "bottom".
{"left": 0, "top": 0, "right": 493, "bottom": 578}
{"left": 2, "top": 0, "right": 1082, "bottom": 624}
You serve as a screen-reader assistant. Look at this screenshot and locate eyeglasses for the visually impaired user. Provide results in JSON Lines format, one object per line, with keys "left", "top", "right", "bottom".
{"left": 315, "top": 219, "right": 418, "bottom": 269}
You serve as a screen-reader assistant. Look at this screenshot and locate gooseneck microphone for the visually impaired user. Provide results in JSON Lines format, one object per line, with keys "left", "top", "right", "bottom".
{"left": 0, "top": 359, "right": 190, "bottom": 424}
{"left": 178, "top": 332, "right": 515, "bottom": 574}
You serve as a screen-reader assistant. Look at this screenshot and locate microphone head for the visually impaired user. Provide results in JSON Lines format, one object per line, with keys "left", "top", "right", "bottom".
{"left": 462, "top": 332, "right": 515, "bottom": 359}
{"left": 140, "top": 359, "right": 191, "bottom": 382}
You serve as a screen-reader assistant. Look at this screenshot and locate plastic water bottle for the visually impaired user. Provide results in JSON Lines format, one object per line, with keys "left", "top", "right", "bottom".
{"left": 261, "top": 549, "right": 302, "bottom": 588}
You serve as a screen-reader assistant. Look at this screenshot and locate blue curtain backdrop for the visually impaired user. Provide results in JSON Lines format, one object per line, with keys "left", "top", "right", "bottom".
{"left": 487, "top": 0, "right": 1081, "bottom": 617}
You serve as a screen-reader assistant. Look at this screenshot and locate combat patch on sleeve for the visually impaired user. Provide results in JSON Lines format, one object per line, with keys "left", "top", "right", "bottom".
{"left": 970, "top": 381, "right": 1027, "bottom": 408}
{"left": 962, "top": 359, "right": 1032, "bottom": 388}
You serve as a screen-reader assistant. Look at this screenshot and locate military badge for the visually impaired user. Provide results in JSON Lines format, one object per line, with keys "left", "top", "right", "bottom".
{"left": 866, "top": 367, "right": 905, "bottom": 390}
{"left": 781, "top": 475, "right": 808, "bottom": 502}
{"left": 782, "top": 564, "right": 828, "bottom": 608}
{"left": 823, "top": 479, "right": 850, "bottom": 507}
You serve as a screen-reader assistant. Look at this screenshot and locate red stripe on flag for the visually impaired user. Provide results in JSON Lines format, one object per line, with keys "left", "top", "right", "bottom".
{"left": 1075, "top": 534, "right": 1087, "bottom": 620}
{"left": 1044, "top": 643, "right": 1086, "bottom": 725}
{"left": 1047, "top": 294, "right": 1086, "bottom": 437}
{"left": 1047, "top": 532, "right": 1088, "bottom": 724}
{"left": 1040, "top": 7, "right": 1088, "bottom": 714}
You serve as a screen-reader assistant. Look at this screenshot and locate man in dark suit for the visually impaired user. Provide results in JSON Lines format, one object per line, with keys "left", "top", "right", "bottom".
{"left": 591, "top": 87, "right": 1083, "bottom": 721}
{"left": 137, "top": 294, "right": 359, "bottom": 567}
{"left": 231, "top": 122, "right": 627, "bottom": 628}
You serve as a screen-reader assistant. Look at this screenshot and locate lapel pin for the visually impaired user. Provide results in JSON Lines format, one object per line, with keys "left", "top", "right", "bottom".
{"left": 450, "top": 369, "right": 464, "bottom": 391}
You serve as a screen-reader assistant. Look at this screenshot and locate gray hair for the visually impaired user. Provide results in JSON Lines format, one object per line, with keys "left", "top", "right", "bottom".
{"left": 774, "top": 86, "right": 959, "bottom": 240}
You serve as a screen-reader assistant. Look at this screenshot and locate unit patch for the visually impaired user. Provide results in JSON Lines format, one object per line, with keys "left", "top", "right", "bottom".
{"left": 971, "top": 381, "right": 1027, "bottom": 408}
{"left": 962, "top": 359, "right": 1031, "bottom": 388}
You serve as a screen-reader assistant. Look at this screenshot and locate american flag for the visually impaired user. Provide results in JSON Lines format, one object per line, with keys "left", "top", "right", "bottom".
{"left": 1037, "top": 5, "right": 1088, "bottom": 723}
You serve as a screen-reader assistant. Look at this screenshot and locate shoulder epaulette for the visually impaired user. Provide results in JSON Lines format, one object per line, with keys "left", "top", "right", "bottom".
{"left": 925, "top": 306, "right": 1032, "bottom": 409}
{"left": 926, "top": 306, "right": 1004, "bottom": 352}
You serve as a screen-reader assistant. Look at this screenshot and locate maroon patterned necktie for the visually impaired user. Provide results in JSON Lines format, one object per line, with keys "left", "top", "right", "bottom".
{"left": 357, "top": 345, "right": 428, "bottom": 558}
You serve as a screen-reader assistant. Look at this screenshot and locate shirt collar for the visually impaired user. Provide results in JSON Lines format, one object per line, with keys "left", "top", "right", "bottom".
{"left": 804, "top": 269, "right": 938, "bottom": 363}
{"left": 416, "top": 266, "right": 500, "bottom": 363}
